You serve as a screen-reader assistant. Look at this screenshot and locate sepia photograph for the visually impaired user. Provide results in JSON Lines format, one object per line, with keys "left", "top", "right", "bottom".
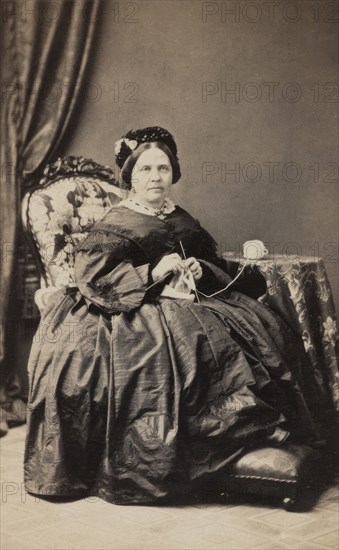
{"left": 1, "top": 1, "right": 338, "bottom": 549}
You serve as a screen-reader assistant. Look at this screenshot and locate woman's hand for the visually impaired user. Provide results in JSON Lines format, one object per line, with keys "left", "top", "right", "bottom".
{"left": 184, "top": 257, "right": 203, "bottom": 281}
{"left": 151, "top": 253, "right": 185, "bottom": 283}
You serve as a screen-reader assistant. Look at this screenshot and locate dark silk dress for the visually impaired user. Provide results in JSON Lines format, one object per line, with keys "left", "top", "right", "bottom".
{"left": 24, "top": 205, "right": 317, "bottom": 504}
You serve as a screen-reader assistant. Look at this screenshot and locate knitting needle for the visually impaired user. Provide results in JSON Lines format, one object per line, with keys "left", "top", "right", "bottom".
{"left": 179, "top": 241, "right": 200, "bottom": 303}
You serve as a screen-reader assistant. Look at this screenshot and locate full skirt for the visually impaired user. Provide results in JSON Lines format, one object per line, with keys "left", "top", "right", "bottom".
{"left": 24, "top": 288, "right": 317, "bottom": 504}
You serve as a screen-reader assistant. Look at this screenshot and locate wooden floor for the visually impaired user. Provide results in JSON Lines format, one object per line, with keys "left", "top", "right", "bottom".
{"left": 1, "top": 425, "right": 338, "bottom": 550}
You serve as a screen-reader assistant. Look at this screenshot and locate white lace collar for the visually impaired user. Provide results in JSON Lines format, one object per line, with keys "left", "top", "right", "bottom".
{"left": 119, "top": 197, "right": 176, "bottom": 219}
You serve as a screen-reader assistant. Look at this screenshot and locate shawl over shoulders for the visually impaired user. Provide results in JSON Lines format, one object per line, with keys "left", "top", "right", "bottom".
{"left": 73, "top": 203, "right": 266, "bottom": 314}
{"left": 73, "top": 205, "right": 203, "bottom": 314}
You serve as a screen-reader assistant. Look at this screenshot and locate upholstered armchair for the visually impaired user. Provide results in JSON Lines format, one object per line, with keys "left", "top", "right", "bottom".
{"left": 22, "top": 156, "right": 322, "bottom": 511}
{"left": 22, "top": 156, "right": 126, "bottom": 312}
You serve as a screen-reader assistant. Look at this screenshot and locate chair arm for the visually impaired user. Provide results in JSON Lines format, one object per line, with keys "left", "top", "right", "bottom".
{"left": 34, "top": 286, "right": 59, "bottom": 313}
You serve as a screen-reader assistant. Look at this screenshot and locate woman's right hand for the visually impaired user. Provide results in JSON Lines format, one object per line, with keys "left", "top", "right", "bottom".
{"left": 151, "top": 253, "right": 185, "bottom": 283}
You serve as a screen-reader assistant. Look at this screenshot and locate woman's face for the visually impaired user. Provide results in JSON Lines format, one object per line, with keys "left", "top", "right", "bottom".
{"left": 131, "top": 146, "right": 173, "bottom": 207}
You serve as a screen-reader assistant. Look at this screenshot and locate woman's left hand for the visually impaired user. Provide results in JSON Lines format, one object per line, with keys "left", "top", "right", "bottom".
{"left": 184, "top": 257, "right": 203, "bottom": 281}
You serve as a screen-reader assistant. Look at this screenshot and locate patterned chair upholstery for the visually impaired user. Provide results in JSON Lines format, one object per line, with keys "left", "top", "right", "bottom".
{"left": 22, "top": 156, "right": 126, "bottom": 308}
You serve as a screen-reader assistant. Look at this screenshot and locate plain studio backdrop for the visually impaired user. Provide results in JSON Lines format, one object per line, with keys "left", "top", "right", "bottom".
{"left": 59, "top": 0, "right": 338, "bottom": 310}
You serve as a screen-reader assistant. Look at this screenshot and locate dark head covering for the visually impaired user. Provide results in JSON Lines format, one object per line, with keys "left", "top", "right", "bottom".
{"left": 114, "top": 126, "right": 181, "bottom": 188}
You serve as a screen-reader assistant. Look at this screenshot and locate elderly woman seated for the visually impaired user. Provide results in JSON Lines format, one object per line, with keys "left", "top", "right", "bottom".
{"left": 24, "top": 127, "right": 318, "bottom": 505}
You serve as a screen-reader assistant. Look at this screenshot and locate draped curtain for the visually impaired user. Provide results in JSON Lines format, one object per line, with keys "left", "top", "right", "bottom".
{"left": 0, "top": 0, "right": 101, "bottom": 435}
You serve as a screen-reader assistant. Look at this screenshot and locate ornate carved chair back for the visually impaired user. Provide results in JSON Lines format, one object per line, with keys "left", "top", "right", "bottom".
{"left": 21, "top": 157, "right": 125, "bottom": 297}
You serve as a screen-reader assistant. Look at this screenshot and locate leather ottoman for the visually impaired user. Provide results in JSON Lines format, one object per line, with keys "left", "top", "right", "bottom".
{"left": 220, "top": 443, "right": 322, "bottom": 510}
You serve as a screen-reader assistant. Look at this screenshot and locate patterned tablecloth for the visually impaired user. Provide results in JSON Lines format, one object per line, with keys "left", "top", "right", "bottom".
{"left": 223, "top": 253, "right": 339, "bottom": 429}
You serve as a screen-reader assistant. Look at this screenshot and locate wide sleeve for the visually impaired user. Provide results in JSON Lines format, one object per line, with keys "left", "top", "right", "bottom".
{"left": 74, "top": 232, "right": 151, "bottom": 314}
{"left": 194, "top": 221, "right": 267, "bottom": 299}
